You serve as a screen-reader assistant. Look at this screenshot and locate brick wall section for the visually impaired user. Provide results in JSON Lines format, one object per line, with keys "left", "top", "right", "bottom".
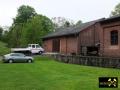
{"left": 60, "top": 36, "right": 78, "bottom": 55}
{"left": 79, "top": 26, "right": 95, "bottom": 46}
{"left": 96, "top": 23, "right": 104, "bottom": 56}
{"left": 100, "top": 21, "right": 120, "bottom": 57}
{"left": 78, "top": 23, "right": 100, "bottom": 54}
{"left": 94, "top": 23, "right": 101, "bottom": 44}
{"left": 43, "top": 39, "right": 53, "bottom": 52}
{"left": 60, "top": 37, "right": 67, "bottom": 54}
{"left": 66, "top": 36, "right": 78, "bottom": 54}
{"left": 43, "top": 36, "right": 78, "bottom": 54}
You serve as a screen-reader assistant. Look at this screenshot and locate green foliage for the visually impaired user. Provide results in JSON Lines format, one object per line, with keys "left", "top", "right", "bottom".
{"left": 0, "top": 56, "right": 120, "bottom": 90}
{"left": 0, "top": 27, "right": 3, "bottom": 40}
{"left": 76, "top": 20, "right": 82, "bottom": 26}
{"left": 14, "top": 5, "right": 36, "bottom": 24}
{"left": 0, "top": 41, "right": 10, "bottom": 55}
{"left": 6, "top": 5, "right": 54, "bottom": 47}
{"left": 64, "top": 21, "right": 71, "bottom": 27}
{"left": 20, "top": 15, "right": 54, "bottom": 47}
{"left": 1, "top": 31, "right": 8, "bottom": 42}
{"left": 111, "top": 3, "right": 120, "bottom": 16}
{"left": 52, "top": 17, "right": 74, "bottom": 29}
{"left": 5, "top": 24, "right": 22, "bottom": 47}
{"left": 6, "top": 5, "right": 36, "bottom": 47}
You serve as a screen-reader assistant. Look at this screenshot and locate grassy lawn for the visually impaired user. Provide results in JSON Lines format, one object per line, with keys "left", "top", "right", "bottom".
{"left": 0, "top": 56, "right": 120, "bottom": 90}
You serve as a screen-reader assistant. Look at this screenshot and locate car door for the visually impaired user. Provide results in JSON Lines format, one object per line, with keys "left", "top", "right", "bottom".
{"left": 11, "top": 53, "right": 25, "bottom": 62}
{"left": 17, "top": 54, "right": 26, "bottom": 62}
{"left": 11, "top": 54, "right": 20, "bottom": 62}
{"left": 31, "top": 45, "right": 36, "bottom": 53}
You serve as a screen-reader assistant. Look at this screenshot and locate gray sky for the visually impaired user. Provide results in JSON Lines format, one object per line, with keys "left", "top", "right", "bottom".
{"left": 0, "top": 0, "right": 120, "bottom": 26}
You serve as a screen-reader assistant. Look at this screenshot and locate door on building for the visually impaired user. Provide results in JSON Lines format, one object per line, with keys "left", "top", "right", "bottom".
{"left": 52, "top": 39, "right": 60, "bottom": 52}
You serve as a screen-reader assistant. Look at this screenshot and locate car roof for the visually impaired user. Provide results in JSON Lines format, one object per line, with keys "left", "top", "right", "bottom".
{"left": 28, "top": 44, "right": 39, "bottom": 45}
{"left": 10, "top": 53, "right": 24, "bottom": 55}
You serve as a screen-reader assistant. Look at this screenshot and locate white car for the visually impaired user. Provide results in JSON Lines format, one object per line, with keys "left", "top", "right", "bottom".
{"left": 11, "top": 44, "right": 44, "bottom": 55}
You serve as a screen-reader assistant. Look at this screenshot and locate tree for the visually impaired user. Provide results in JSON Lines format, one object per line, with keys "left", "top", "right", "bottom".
{"left": 51, "top": 17, "right": 74, "bottom": 29}
{"left": 7, "top": 5, "right": 36, "bottom": 47}
{"left": 7, "top": 5, "right": 54, "bottom": 47}
{"left": 2, "top": 30, "right": 9, "bottom": 43}
{"left": 76, "top": 20, "right": 82, "bottom": 26}
{"left": 14, "top": 5, "right": 36, "bottom": 24}
{"left": 20, "top": 15, "right": 54, "bottom": 46}
{"left": 0, "top": 27, "right": 3, "bottom": 40}
{"left": 64, "top": 21, "right": 71, "bottom": 27}
{"left": 110, "top": 3, "right": 120, "bottom": 16}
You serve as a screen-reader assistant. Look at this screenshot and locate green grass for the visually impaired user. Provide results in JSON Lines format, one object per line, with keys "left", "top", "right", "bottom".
{"left": 0, "top": 56, "right": 120, "bottom": 90}
{"left": 0, "top": 41, "right": 10, "bottom": 55}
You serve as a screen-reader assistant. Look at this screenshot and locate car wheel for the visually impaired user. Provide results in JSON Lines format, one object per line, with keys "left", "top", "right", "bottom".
{"left": 39, "top": 51, "right": 42, "bottom": 55}
{"left": 8, "top": 59, "right": 13, "bottom": 63}
{"left": 28, "top": 59, "right": 32, "bottom": 63}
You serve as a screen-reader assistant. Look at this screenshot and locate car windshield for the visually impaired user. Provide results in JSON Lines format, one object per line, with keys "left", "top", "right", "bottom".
{"left": 36, "top": 45, "right": 40, "bottom": 48}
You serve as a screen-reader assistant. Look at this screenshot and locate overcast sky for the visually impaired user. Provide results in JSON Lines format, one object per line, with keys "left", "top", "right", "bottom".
{"left": 0, "top": 0, "right": 120, "bottom": 26}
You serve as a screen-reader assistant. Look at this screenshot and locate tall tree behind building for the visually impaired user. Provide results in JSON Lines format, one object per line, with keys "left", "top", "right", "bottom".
{"left": 20, "top": 15, "right": 54, "bottom": 47}
{"left": 0, "top": 27, "right": 3, "bottom": 40}
{"left": 51, "top": 17, "right": 74, "bottom": 29}
{"left": 8, "top": 5, "right": 36, "bottom": 47}
{"left": 76, "top": 20, "right": 82, "bottom": 26}
{"left": 110, "top": 3, "right": 120, "bottom": 16}
{"left": 7, "top": 5, "right": 54, "bottom": 47}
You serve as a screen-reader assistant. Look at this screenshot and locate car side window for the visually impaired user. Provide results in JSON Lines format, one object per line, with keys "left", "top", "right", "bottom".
{"left": 19, "top": 54, "right": 25, "bottom": 57}
{"left": 36, "top": 45, "right": 40, "bottom": 48}
{"left": 11, "top": 54, "right": 17, "bottom": 56}
{"left": 11, "top": 54, "right": 24, "bottom": 57}
{"left": 32, "top": 45, "right": 35, "bottom": 48}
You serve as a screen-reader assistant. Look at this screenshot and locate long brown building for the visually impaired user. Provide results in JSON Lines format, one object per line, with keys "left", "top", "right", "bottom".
{"left": 42, "top": 15, "right": 120, "bottom": 57}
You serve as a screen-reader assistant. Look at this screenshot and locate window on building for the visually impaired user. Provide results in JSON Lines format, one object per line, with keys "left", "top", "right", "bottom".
{"left": 111, "top": 30, "right": 118, "bottom": 45}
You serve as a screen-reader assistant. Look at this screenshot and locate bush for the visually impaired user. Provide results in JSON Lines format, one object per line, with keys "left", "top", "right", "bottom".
{"left": 0, "top": 41, "right": 10, "bottom": 55}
